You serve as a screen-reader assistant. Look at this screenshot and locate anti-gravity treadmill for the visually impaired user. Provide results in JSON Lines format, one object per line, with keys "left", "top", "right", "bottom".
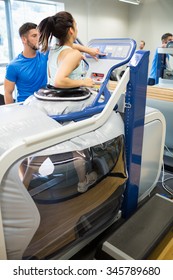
{"left": 0, "top": 38, "right": 170, "bottom": 260}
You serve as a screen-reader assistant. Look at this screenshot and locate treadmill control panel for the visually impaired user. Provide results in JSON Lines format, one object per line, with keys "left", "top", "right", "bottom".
{"left": 104, "top": 45, "right": 131, "bottom": 59}
{"left": 85, "top": 38, "right": 136, "bottom": 83}
{"left": 86, "top": 40, "right": 132, "bottom": 60}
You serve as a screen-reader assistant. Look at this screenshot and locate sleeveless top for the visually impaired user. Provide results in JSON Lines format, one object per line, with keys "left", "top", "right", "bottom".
{"left": 48, "top": 45, "right": 84, "bottom": 86}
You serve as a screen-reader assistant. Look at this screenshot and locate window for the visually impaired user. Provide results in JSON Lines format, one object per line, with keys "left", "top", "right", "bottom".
{"left": 0, "top": 0, "right": 64, "bottom": 86}
{"left": 0, "top": 0, "right": 8, "bottom": 85}
{"left": 11, "top": 0, "right": 64, "bottom": 56}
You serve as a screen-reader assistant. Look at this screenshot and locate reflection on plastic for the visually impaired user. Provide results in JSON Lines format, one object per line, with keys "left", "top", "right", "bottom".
{"left": 39, "top": 157, "right": 55, "bottom": 176}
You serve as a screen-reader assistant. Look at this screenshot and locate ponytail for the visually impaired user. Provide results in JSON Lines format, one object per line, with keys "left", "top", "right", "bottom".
{"left": 38, "top": 16, "right": 55, "bottom": 52}
{"left": 38, "top": 11, "right": 74, "bottom": 51}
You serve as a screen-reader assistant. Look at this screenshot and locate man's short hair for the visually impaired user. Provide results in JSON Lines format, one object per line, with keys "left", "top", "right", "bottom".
{"left": 161, "top": 33, "right": 172, "bottom": 41}
{"left": 19, "top": 22, "right": 37, "bottom": 37}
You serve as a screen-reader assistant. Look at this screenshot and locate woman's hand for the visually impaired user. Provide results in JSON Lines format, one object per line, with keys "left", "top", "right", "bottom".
{"left": 73, "top": 44, "right": 106, "bottom": 61}
{"left": 87, "top": 47, "right": 106, "bottom": 60}
{"left": 82, "top": 77, "right": 95, "bottom": 87}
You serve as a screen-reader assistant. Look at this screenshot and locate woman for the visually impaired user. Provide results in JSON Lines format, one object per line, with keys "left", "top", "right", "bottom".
{"left": 38, "top": 11, "right": 95, "bottom": 89}
{"left": 23, "top": 12, "right": 98, "bottom": 193}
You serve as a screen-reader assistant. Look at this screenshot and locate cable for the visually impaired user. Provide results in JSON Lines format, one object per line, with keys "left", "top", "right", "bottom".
{"left": 164, "top": 176, "right": 173, "bottom": 182}
{"left": 158, "top": 172, "right": 173, "bottom": 183}
{"left": 162, "top": 183, "right": 173, "bottom": 198}
{"left": 160, "top": 163, "right": 173, "bottom": 198}
{"left": 164, "top": 144, "right": 173, "bottom": 157}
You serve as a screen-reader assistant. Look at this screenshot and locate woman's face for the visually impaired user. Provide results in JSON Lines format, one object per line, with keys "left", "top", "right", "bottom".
{"left": 72, "top": 20, "right": 78, "bottom": 40}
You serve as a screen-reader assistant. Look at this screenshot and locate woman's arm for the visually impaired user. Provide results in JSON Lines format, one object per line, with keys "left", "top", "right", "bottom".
{"left": 73, "top": 44, "right": 104, "bottom": 60}
{"left": 54, "top": 49, "right": 95, "bottom": 88}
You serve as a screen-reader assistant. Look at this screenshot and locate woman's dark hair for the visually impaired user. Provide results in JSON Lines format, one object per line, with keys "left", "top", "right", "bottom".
{"left": 38, "top": 11, "right": 74, "bottom": 52}
{"left": 19, "top": 22, "right": 37, "bottom": 37}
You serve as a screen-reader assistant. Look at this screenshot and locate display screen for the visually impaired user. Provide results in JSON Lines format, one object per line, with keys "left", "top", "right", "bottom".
{"left": 104, "top": 45, "right": 130, "bottom": 58}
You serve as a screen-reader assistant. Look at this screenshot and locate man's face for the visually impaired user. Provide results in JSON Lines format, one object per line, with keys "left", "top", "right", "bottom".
{"left": 23, "top": 28, "right": 39, "bottom": 50}
{"left": 162, "top": 35, "right": 173, "bottom": 47}
{"left": 139, "top": 41, "right": 145, "bottom": 50}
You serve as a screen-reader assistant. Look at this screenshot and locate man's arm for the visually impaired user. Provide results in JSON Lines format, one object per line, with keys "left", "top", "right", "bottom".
{"left": 4, "top": 78, "right": 15, "bottom": 104}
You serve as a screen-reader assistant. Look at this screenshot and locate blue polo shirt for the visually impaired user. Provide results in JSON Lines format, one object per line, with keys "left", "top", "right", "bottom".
{"left": 5, "top": 51, "right": 49, "bottom": 102}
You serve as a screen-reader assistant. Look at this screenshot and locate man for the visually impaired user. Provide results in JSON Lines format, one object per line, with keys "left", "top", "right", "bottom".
{"left": 148, "top": 32, "right": 173, "bottom": 86}
{"left": 4, "top": 22, "right": 102, "bottom": 104}
{"left": 139, "top": 40, "right": 145, "bottom": 50}
{"left": 4, "top": 22, "right": 49, "bottom": 103}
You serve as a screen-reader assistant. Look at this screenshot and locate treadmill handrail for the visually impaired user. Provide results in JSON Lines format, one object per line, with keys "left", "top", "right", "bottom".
{"left": 50, "top": 60, "right": 132, "bottom": 122}
{"left": 158, "top": 47, "right": 173, "bottom": 54}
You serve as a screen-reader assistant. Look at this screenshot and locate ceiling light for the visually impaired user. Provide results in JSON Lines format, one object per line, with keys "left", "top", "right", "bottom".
{"left": 119, "top": 0, "right": 140, "bottom": 5}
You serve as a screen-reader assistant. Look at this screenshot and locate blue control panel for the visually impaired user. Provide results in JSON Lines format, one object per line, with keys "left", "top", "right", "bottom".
{"left": 87, "top": 38, "right": 136, "bottom": 60}
{"left": 86, "top": 43, "right": 131, "bottom": 60}
{"left": 85, "top": 38, "right": 136, "bottom": 83}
